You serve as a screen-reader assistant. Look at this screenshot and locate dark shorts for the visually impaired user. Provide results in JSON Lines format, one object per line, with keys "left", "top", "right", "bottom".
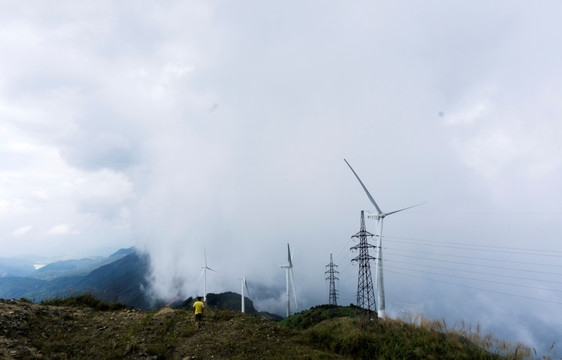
{"left": 195, "top": 313, "right": 202, "bottom": 322}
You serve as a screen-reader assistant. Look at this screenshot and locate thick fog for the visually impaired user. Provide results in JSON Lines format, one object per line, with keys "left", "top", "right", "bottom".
{"left": 1, "top": 0, "right": 561, "bottom": 352}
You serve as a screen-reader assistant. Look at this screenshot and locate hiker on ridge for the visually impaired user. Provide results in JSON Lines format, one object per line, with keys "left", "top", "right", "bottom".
{"left": 193, "top": 296, "right": 204, "bottom": 330}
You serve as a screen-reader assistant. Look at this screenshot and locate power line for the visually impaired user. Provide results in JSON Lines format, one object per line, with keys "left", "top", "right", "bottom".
{"left": 410, "top": 211, "right": 562, "bottom": 215}
{"left": 386, "top": 269, "right": 562, "bottom": 305}
{"left": 384, "top": 252, "right": 562, "bottom": 276}
{"left": 388, "top": 239, "right": 562, "bottom": 257}
{"left": 332, "top": 237, "right": 355, "bottom": 265}
{"left": 385, "top": 264, "right": 562, "bottom": 294}
{"left": 385, "top": 258, "right": 562, "bottom": 285}
{"left": 385, "top": 247, "right": 562, "bottom": 270}
{"left": 385, "top": 235, "right": 562, "bottom": 255}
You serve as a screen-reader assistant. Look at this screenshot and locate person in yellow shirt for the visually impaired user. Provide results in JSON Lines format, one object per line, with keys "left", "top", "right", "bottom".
{"left": 193, "top": 296, "right": 204, "bottom": 329}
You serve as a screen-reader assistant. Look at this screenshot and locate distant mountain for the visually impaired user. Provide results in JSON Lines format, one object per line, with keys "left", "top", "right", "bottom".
{"left": 107, "top": 247, "right": 136, "bottom": 259}
{"left": 0, "top": 277, "right": 47, "bottom": 298}
{"left": 0, "top": 248, "right": 152, "bottom": 309}
{"left": 72, "top": 252, "right": 151, "bottom": 309}
{"left": 0, "top": 248, "right": 283, "bottom": 317}
{"left": 174, "top": 292, "right": 283, "bottom": 321}
{"left": 31, "top": 247, "right": 137, "bottom": 280}
{"left": 207, "top": 291, "right": 259, "bottom": 314}
{"left": 0, "top": 258, "right": 37, "bottom": 278}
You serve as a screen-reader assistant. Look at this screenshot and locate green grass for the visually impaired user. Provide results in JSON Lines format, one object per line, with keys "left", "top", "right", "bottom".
{"left": 295, "top": 317, "right": 503, "bottom": 359}
{"left": 3, "top": 296, "right": 555, "bottom": 359}
{"left": 280, "top": 305, "right": 535, "bottom": 360}
{"left": 40, "top": 293, "right": 127, "bottom": 311}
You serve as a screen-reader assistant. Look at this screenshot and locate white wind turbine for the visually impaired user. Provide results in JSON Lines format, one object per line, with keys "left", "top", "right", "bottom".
{"left": 238, "top": 273, "right": 251, "bottom": 313}
{"left": 199, "top": 248, "right": 217, "bottom": 302}
{"left": 344, "top": 159, "right": 423, "bottom": 319}
{"left": 280, "top": 243, "right": 298, "bottom": 317}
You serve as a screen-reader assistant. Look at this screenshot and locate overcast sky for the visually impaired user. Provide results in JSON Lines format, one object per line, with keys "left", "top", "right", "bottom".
{"left": 1, "top": 0, "right": 562, "bottom": 352}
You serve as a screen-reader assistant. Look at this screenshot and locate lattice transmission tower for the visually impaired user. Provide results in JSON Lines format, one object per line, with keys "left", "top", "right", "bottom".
{"left": 351, "top": 210, "right": 377, "bottom": 312}
{"left": 325, "top": 253, "right": 339, "bottom": 306}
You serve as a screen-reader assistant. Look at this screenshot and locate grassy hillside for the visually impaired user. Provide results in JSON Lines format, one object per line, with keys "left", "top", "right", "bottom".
{"left": 0, "top": 297, "right": 345, "bottom": 359}
{"left": 280, "top": 305, "right": 536, "bottom": 360}
{"left": 0, "top": 297, "right": 545, "bottom": 359}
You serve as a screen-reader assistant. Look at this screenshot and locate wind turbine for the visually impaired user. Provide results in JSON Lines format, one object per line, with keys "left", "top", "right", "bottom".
{"left": 199, "top": 248, "right": 217, "bottom": 302}
{"left": 344, "top": 159, "right": 423, "bottom": 318}
{"left": 280, "top": 243, "right": 298, "bottom": 317}
{"left": 238, "top": 273, "right": 251, "bottom": 313}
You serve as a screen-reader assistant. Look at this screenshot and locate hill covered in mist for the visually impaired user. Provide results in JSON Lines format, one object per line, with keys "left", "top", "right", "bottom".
{"left": 0, "top": 248, "right": 284, "bottom": 318}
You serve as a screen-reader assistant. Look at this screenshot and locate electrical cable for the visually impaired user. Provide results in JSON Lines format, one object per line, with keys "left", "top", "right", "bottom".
{"left": 384, "top": 264, "right": 562, "bottom": 293}
{"left": 384, "top": 258, "right": 562, "bottom": 285}
{"left": 384, "top": 248, "right": 562, "bottom": 272}
{"left": 385, "top": 234, "right": 562, "bottom": 252}
{"left": 383, "top": 251, "right": 562, "bottom": 276}
{"left": 386, "top": 269, "right": 562, "bottom": 305}
{"left": 386, "top": 237, "right": 562, "bottom": 257}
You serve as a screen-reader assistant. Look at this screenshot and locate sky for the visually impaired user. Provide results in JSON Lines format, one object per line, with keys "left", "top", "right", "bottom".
{"left": 1, "top": 0, "right": 562, "bottom": 352}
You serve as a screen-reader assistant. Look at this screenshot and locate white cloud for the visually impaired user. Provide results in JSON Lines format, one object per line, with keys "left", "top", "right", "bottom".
{"left": 461, "top": 128, "right": 524, "bottom": 178}
{"left": 444, "top": 101, "right": 490, "bottom": 126}
{"left": 0, "top": 0, "right": 561, "bottom": 351}
{"left": 12, "top": 225, "right": 32, "bottom": 236}
{"left": 47, "top": 224, "right": 76, "bottom": 235}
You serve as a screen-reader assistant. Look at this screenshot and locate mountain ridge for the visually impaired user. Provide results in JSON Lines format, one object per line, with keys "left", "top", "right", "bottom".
{"left": 0, "top": 297, "right": 528, "bottom": 359}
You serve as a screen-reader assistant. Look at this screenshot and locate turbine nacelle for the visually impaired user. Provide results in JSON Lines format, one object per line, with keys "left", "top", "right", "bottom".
{"left": 366, "top": 212, "right": 384, "bottom": 220}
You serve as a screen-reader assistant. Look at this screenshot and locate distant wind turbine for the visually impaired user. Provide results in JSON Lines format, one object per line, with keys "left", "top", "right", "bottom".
{"left": 280, "top": 243, "right": 298, "bottom": 317}
{"left": 199, "top": 248, "right": 217, "bottom": 302}
{"left": 344, "top": 159, "right": 423, "bottom": 318}
{"left": 238, "top": 273, "right": 251, "bottom": 313}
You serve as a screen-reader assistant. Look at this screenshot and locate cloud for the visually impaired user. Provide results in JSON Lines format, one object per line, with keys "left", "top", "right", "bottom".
{"left": 12, "top": 225, "right": 32, "bottom": 236}
{"left": 47, "top": 224, "right": 75, "bottom": 235}
{"left": 444, "top": 101, "right": 490, "bottom": 126}
{"left": 0, "top": 0, "right": 562, "bottom": 352}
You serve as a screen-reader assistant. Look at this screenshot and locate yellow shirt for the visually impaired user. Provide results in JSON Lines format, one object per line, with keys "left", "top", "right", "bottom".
{"left": 193, "top": 300, "right": 204, "bottom": 315}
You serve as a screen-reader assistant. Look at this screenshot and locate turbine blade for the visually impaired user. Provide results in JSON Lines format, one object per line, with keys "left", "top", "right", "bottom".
{"left": 344, "top": 159, "right": 383, "bottom": 215}
{"left": 207, "top": 267, "right": 218, "bottom": 273}
{"left": 287, "top": 243, "right": 293, "bottom": 267}
{"left": 385, "top": 202, "right": 426, "bottom": 216}
{"left": 244, "top": 280, "right": 250, "bottom": 298}
{"left": 198, "top": 268, "right": 205, "bottom": 281}
{"left": 204, "top": 247, "right": 208, "bottom": 268}
{"left": 290, "top": 268, "right": 298, "bottom": 310}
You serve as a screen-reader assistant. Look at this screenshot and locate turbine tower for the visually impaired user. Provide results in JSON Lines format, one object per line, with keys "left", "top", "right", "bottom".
{"left": 280, "top": 243, "right": 297, "bottom": 317}
{"left": 199, "top": 248, "right": 217, "bottom": 302}
{"left": 345, "top": 159, "right": 422, "bottom": 318}
{"left": 325, "top": 254, "right": 339, "bottom": 306}
{"left": 238, "top": 273, "right": 250, "bottom": 313}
